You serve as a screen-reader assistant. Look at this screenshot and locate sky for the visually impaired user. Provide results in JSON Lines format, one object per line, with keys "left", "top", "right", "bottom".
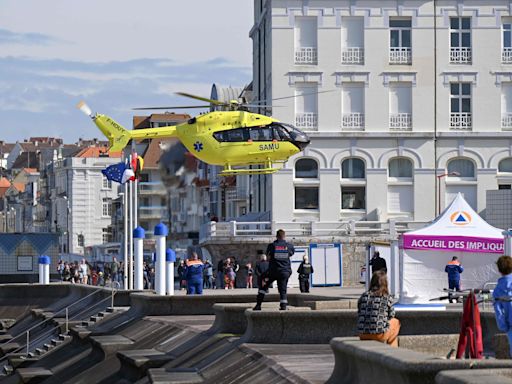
{"left": 0, "top": 0, "right": 254, "bottom": 142}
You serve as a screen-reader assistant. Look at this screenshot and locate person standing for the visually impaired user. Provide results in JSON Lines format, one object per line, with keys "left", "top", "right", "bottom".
{"left": 216, "top": 258, "right": 225, "bottom": 289}
{"left": 297, "top": 255, "right": 314, "bottom": 293}
{"left": 224, "top": 258, "right": 235, "bottom": 289}
{"left": 110, "top": 257, "right": 120, "bottom": 285}
{"left": 445, "top": 256, "right": 464, "bottom": 303}
{"left": 369, "top": 251, "right": 387, "bottom": 274}
{"left": 79, "top": 259, "right": 89, "bottom": 285}
{"left": 203, "top": 260, "right": 213, "bottom": 289}
{"left": 255, "top": 253, "right": 269, "bottom": 290}
{"left": 245, "top": 263, "right": 254, "bottom": 289}
{"left": 185, "top": 253, "right": 204, "bottom": 295}
{"left": 358, "top": 271, "right": 400, "bottom": 347}
{"left": 253, "top": 229, "right": 295, "bottom": 311}
{"left": 177, "top": 260, "right": 187, "bottom": 290}
{"left": 493, "top": 256, "right": 512, "bottom": 357}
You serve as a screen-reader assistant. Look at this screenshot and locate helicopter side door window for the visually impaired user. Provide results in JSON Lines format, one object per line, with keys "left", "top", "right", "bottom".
{"left": 213, "top": 128, "right": 249, "bottom": 142}
{"left": 249, "top": 127, "right": 273, "bottom": 141}
{"left": 273, "top": 125, "right": 291, "bottom": 141}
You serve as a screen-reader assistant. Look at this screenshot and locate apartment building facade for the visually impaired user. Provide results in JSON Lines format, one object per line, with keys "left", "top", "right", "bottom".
{"left": 248, "top": 0, "right": 512, "bottom": 228}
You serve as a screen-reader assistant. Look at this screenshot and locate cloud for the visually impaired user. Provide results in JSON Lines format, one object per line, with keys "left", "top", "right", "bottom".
{"left": 0, "top": 56, "right": 251, "bottom": 142}
{"left": 0, "top": 28, "right": 63, "bottom": 45}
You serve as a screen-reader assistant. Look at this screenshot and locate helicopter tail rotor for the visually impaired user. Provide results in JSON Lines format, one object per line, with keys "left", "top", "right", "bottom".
{"left": 76, "top": 101, "right": 94, "bottom": 118}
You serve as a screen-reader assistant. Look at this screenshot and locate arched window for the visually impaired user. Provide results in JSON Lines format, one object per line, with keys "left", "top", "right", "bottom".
{"left": 295, "top": 158, "right": 318, "bottom": 178}
{"left": 499, "top": 158, "right": 512, "bottom": 173}
{"left": 388, "top": 158, "right": 413, "bottom": 178}
{"left": 342, "top": 158, "right": 365, "bottom": 179}
{"left": 447, "top": 158, "right": 475, "bottom": 178}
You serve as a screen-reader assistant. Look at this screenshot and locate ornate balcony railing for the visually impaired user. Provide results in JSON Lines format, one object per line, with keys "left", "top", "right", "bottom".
{"left": 389, "top": 113, "right": 412, "bottom": 130}
{"left": 450, "top": 47, "right": 472, "bottom": 64}
{"left": 502, "top": 113, "right": 512, "bottom": 130}
{"left": 341, "top": 113, "right": 365, "bottom": 130}
{"left": 450, "top": 112, "right": 472, "bottom": 130}
{"left": 502, "top": 48, "right": 512, "bottom": 64}
{"left": 295, "top": 47, "right": 318, "bottom": 64}
{"left": 295, "top": 113, "right": 318, "bottom": 130}
{"left": 342, "top": 47, "right": 364, "bottom": 64}
{"left": 389, "top": 47, "right": 412, "bottom": 64}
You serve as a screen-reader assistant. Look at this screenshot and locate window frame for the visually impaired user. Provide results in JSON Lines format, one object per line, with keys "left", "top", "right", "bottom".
{"left": 341, "top": 157, "right": 366, "bottom": 180}
{"left": 450, "top": 82, "right": 472, "bottom": 114}
{"left": 504, "top": 22, "right": 512, "bottom": 49}
{"left": 389, "top": 18, "right": 412, "bottom": 49}
{"left": 450, "top": 17, "right": 472, "bottom": 49}
{"left": 341, "top": 186, "right": 366, "bottom": 211}
{"left": 102, "top": 198, "right": 112, "bottom": 217}
{"left": 388, "top": 157, "right": 414, "bottom": 181}
{"left": 294, "top": 186, "right": 320, "bottom": 211}
{"left": 446, "top": 158, "right": 476, "bottom": 180}
{"left": 499, "top": 158, "right": 512, "bottom": 173}
{"left": 294, "top": 158, "right": 319, "bottom": 179}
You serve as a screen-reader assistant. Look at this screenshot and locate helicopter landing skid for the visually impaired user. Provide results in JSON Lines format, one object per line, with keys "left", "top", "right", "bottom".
{"left": 219, "top": 167, "right": 279, "bottom": 176}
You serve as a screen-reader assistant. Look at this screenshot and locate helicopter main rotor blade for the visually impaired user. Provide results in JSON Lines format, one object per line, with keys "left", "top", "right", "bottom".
{"left": 251, "top": 90, "right": 336, "bottom": 104}
{"left": 175, "top": 92, "right": 226, "bottom": 106}
{"left": 242, "top": 104, "right": 284, "bottom": 108}
{"left": 132, "top": 105, "right": 212, "bottom": 110}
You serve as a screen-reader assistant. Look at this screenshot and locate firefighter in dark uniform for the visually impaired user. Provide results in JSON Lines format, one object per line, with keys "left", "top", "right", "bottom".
{"left": 253, "top": 229, "right": 295, "bottom": 311}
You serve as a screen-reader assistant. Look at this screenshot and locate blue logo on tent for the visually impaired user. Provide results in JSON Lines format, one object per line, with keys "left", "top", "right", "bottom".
{"left": 455, "top": 214, "right": 467, "bottom": 223}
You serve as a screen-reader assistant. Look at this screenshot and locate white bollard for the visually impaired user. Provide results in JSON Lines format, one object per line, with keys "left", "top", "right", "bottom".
{"left": 133, "top": 226, "right": 145, "bottom": 291}
{"left": 38, "top": 255, "right": 50, "bottom": 284}
{"left": 504, "top": 230, "right": 512, "bottom": 256}
{"left": 154, "top": 223, "right": 168, "bottom": 295}
{"left": 166, "top": 249, "right": 176, "bottom": 296}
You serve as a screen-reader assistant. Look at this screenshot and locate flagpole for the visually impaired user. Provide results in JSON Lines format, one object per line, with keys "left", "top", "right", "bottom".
{"left": 128, "top": 157, "right": 134, "bottom": 291}
{"left": 132, "top": 177, "right": 137, "bottom": 290}
{"left": 123, "top": 182, "right": 128, "bottom": 290}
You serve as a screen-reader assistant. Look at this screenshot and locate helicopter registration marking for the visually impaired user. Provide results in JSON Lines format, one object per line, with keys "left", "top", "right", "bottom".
{"left": 259, "top": 143, "right": 279, "bottom": 151}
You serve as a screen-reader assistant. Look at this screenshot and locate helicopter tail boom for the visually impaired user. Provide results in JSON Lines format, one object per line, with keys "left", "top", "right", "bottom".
{"left": 93, "top": 114, "right": 133, "bottom": 152}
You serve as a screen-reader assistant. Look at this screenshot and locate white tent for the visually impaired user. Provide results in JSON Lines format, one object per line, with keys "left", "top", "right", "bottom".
{"left": 399, "top": 193, "right": 504, "bottom": 304}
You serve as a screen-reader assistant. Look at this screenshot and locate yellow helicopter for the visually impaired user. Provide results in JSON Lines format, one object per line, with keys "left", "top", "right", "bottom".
{"left": 77, "top": 92, "right": 311, "bottom": 176}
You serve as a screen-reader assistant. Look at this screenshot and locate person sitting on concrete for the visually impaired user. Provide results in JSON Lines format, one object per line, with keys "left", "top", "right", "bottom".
{"left": 445, "top": 256, "right": 464, "bottom": 303}
{"left": 297, "top": 255, "right": 314, "bottom": 293}
{"left": 185, "top": 253, "right": 204, "bottom": 295}
{"left": 369, "top": 251, "right": 387, "bottom": 274}
{"left": 494, "top": 255, "right": 512, "bottom": 357}
{"left": 358, "top": 271, "right": 400, "bottom": 347}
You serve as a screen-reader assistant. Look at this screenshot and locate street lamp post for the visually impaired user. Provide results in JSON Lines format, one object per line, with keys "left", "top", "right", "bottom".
{"left": 436, "top": 171, "right": 460, "bottom": 216}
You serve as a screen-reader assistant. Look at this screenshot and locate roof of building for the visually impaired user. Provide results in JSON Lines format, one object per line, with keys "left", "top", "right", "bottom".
{"left": 11, "top": 152, "right": 39, "bottom": 170}
{"left": 75, "top": 146, "right": 121, "bottom": 158}
{"left": 12, "top": 182, "right": 25, "bottom": 193}
{"left": 23, "top": 168, "right": 38, "bottom": 174}
{"left": 142, "top": 139, "right": 178, "bottom": 169}
{"left": 0, "top": 178, "right": 10, "bottom": 188}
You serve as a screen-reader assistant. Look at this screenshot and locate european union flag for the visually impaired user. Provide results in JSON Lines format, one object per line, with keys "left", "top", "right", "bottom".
{"left": 102, "top": 162, "right": 127, "bottom": 184}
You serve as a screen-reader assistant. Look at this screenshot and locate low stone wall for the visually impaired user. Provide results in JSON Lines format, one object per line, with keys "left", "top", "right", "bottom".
{"left": 327, "top": 339, "right": 512, "bottom": 384}
{"left": 436, "top": 369, "right": 512, "bottom": 384}
{"left": 241, "top": 309, "right": 499, "bottom": 346}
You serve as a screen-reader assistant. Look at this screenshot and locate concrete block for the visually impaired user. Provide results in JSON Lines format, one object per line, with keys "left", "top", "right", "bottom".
{"left": 494, "top": 334, "right": 511, "bottom": 359}
{"left": 398, "top": 334, "right": 459, "bottom": 357}
{"left": 302, "top": 300, "right": 358, "bottom": 310}
{"left": 327, "top": 338, "right": 512, "bottom": 384}
{"left": 436, "top": 369, "right": 512, "bottom": 384}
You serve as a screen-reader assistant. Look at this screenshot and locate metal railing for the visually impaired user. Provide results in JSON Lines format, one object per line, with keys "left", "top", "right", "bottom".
{"left": 503, "top": 48, "right": 512, "bottom": 64}
{"left": 294, "top": 47, "right": 318, "bottom": 64}
{"left": 139, "top": 206, "right": 168, "bottom": 219}
{"left": 139, "top": 182, "right": 167, "bottom": 195}
{"left": 0, "top": 285, "right": 119, "bottom": 357}
{"left": 389, "top": 113, "right": 412, "bottom": 130}
{"left": 389, "top": 47, "right": 412, "bottom": 64}
{"left": 295, "top": 113, "right": 318, "bottom": 130}
{"left": 341, "top": 113, "right": 365, "bottom": 130}
{"left": 450, "top": 47, "right": 472, "bottom": 64}
{"left": 450, "top": 112, "right": 472, "bottom": 130}
{"left": 199, "top": 219, "right": 431, "bottom": 242}
{"left": 502, "top": 113, "right": 512, "bottom": 130}
{"left": 342, "top": 47, "right": 364, "bottom": 64}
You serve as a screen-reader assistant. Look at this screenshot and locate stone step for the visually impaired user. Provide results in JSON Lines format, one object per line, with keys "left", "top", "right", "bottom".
{"left": 3, "top": 364, "right": 13, "bottom": 375}
{"left": 35, "top": 347, "right": 45, "bottom": 355}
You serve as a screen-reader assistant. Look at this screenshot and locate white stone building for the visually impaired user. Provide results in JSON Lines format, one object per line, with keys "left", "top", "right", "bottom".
{"left": 50, "top": 149, "right": 121, "bottom": 255}
{"left": 246, "top": 0, "right": 512, "bottom": 230}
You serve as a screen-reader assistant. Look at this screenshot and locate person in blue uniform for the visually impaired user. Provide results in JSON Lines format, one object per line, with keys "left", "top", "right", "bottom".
{"left": 253, "top": 229, "right": 295, "bottom": 311}
{"left": 185, "top": 252, "right": 204, "bottom": 295}
{"left": 445, "top": 256, "right": 464, "bottom": 303}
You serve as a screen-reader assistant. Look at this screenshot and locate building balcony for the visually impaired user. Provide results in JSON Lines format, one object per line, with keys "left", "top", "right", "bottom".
{"left": 450, "top": 47, "right": 472, "bottom": 64}
{"left": 295, "top": 113, "right": 318, "bottom": 130}
{"left": 342, "top": 47, "right": 364, "bottom": 65}
{"left": 502, "top": 113, "right": 512, "bottom": 130}
{"left": 139, "top": 206, "right": 168, "bottom": 220}
{"left": 450, "top": 112, "right": 472, "bottom": 130}
{"left": 341, "top": 113, "right": 365, "bottom": 131}
{"left": 389, "top": 47, "right": 412, "bottom": 64}
{"left": 389, "top": 113, "right": 412, "bottom": 131}
{"left": 225, "top": 187, "right": 248, "bottom": 201}
{"left": 139, "top": 182, "right": 166, "bottom": 195}
{"left": 503, "top": 48, "right": 512, "bottom": 64}
{"left": 294, "top": 47, "right": 317, "bottom": 65}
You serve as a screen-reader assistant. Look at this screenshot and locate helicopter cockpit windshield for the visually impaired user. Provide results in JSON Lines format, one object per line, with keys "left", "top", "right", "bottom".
{"left": 213, "top": 123, "right": 310, "bottom": 150}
